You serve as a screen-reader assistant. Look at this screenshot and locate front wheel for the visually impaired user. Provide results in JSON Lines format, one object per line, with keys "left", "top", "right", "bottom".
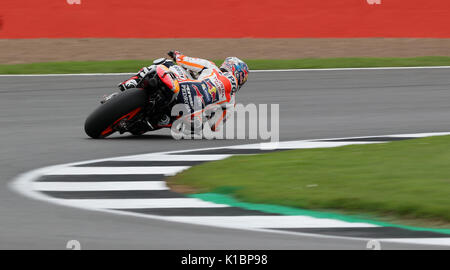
{"left": 84, "top": 88, "right": 148, "bottom": 139}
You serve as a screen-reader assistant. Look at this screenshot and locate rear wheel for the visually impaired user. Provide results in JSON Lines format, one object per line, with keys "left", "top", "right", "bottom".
{"left": 84, "top": 88, "right": 148, "bottom": 139}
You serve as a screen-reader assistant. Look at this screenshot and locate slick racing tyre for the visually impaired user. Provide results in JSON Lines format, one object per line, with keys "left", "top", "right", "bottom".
{"left": 84, "top": 88, "right": 148, "bottom": 139}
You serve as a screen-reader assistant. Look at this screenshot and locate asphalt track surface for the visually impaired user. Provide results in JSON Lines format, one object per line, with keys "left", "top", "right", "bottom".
{"left": 1, "top": 68, "right": 450, "bottom": 249}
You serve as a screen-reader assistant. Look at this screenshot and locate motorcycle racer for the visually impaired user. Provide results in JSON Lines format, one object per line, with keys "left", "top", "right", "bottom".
{"left": 118, "top": 51, "right": 249, "bottom": 132}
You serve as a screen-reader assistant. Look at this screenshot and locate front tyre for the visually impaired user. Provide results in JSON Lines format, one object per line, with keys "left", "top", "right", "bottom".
{"left": 84, "top": 88, "right": 148, "bottom": 139}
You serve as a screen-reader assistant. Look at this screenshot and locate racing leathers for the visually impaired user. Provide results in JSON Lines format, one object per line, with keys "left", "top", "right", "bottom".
{"left": 170, "top": 52, "right": 238, "bottom": 131}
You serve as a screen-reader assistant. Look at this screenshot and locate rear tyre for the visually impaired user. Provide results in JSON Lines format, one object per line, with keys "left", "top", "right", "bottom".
{"left": 84, "top": 88, "right": 148, "bottom": 139}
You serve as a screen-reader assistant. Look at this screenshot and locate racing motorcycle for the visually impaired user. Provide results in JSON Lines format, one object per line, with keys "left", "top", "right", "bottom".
{"left": 84, "top": 58, "right": 193, "bottom": 139}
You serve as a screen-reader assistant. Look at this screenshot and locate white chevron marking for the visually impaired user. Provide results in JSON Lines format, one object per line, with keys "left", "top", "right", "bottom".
{"left": 65, "top": 198, "right": 230, "bottom": 209}
{"left": 40, "top": 166, "right": 189, "bottom": 176}
{"left": 165, "top": 216, "right": 377, "bottom": 229}
{"left": 33, "top": 181, "right": 168, "bottom": 191}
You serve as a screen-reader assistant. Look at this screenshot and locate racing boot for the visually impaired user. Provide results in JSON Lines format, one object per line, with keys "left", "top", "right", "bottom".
{"left": 117, "top": 66, "right": 155, "bottom": 91}
{"left": 117, "top": 76, "right": 140, "bottom": 91}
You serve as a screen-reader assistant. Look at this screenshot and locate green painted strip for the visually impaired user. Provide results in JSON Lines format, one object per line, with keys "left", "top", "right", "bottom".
{"left": 189, "top": 193, "right": 450, "bottom": 235}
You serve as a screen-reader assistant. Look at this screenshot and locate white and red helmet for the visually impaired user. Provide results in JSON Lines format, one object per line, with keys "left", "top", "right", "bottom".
{"left": 220, "top": 57, "right": 249, "bottom": 90}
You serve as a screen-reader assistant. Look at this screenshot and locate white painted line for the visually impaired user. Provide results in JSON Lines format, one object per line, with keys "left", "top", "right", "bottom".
{"left": 388, "top": 132, "right": 450, "bottom": 138}
{"left": 32, "top": 181, "right": 168, "bottom": 191}
{"left": 269, "top": 131, "right": 450, "bottom": 144}
{"left": 380, "top": 238, "right": 450, "bottom": 247}
{"left": 165, "top": 216, "right": 377, "bottom": 229}
{"left": 66, "top": 198, "right": 229, "bottom": 209}
{"left": 1, "top": 66, "right": 449, "bottom": 77}
{"left": 40, "top": 166, "right": 189, "bottom": 176}
{"left": 112, "top": 154, "right": 231, "bottom": 162}
{"left": 229, "top": 141, "right": 382, "bottom": 150}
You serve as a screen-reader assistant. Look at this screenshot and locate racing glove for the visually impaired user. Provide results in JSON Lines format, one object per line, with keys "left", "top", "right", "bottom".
{"left": 168, "top": 50, "right": 182, "bottom": 62}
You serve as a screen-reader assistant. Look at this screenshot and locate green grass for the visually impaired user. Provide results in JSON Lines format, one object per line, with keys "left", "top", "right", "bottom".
{"left": 168, "top": 135, "right": 450, "bottom": 227}
{"left": 1, "top": 56, "right": 450, "bottom": 74}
